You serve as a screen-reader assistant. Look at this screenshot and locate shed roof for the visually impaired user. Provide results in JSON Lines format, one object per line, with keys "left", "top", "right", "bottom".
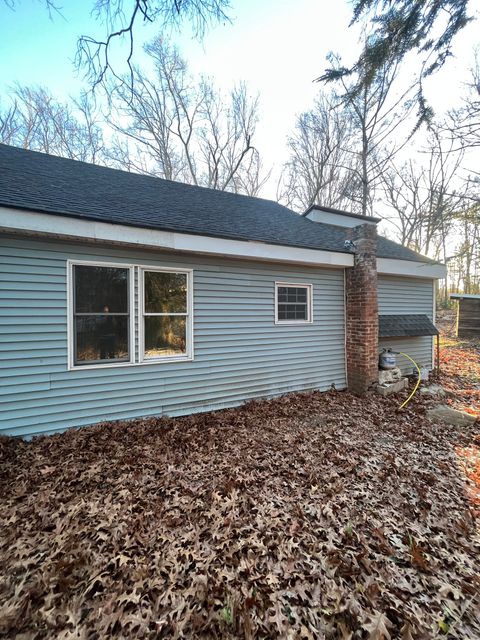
{"left": 450, "top": 294, "right": 480, "bottom": 300}
{"left": 0, "top": 144, "right": 434, "bottom": 264}
{"left": 379, "top": 314, "right": 439, "bottom": 338}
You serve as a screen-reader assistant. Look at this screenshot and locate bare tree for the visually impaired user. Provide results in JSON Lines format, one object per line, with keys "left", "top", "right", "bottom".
{"left": 381, "top": 130, "right": 471, "bottom": 303}
{"left": 0, "top": 40, "right": 267, "bottom": 196}
{"left": 0, "top": 86, "right": 106, "bottom": 163}
{"left": 381, "top": 160, "right": 428, "bottom": 251}
{"left": 4, "top": 0, "right": 230, "bottom": 90}
{"left": 382, "top": 131, "right": 465, "bottom": 255}
{"left": 197, "top": 80, "right": 259, "bottom": 191}
{"left": 448, "top": 51, "right": 480, "bottom": 152}
{"left": 0, "top": 101, "right": 20, "bottom": 145}
{"left": 231, "top": 150, "right": 270, "bottom": 197}
{"left": 278, "top": 92, "right": 361, "bottom": 212}
{"left": 319, "top": 52, "right": 418, "bottom": 216}
{"left": 77, "top": 0, "right": 230, "bottom": 89}
{"left": 108, "top": 38, "right": 267, "bottom": 193}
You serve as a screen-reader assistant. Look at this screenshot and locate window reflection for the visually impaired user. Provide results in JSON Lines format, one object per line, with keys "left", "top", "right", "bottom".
{"left": 144, "top": 316, "right": 186, "bottom": 358}
{"left": 75, "top": 265, "right": 128, "bottom": 313}
{"left": 75, "top": 316, "right": 129, "bottom": 363}
{"left": 144, "top": 271, "right": 187, "bottom": 314}
{"left": 73, "top": 265, "right": 130, "bottom": 365}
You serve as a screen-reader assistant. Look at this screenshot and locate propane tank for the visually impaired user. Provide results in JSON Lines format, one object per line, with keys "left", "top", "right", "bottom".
{"left": 379, "top": 348, "right": 396, "bottom": 370}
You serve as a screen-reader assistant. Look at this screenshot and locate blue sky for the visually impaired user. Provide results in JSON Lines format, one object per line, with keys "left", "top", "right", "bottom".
{"left": 0, "top": 1, "right": 354, "bottom": 92}
{"left": 1, "top": 0, "right": 479, "bottom": 200}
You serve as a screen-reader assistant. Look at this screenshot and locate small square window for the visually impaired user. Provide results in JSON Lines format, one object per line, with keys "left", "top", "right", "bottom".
{"left": 275, "top": 283, "right": 312, "bottom": 324}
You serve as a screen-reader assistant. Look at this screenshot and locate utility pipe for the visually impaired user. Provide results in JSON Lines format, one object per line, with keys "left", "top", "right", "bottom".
{"left": 397, "top": 351, "right": 421, "bottom": 411}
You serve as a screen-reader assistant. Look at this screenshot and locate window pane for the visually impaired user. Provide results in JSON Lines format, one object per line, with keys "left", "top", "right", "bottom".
{"left": 75, "top": 265, "right": 128, "bottom": 313}
{"left": 144, "top": 271, "right": 187, "bottom": 314}
{"left": 277, "top": 286, "right": 308, "bottom": 305}
{"left": 75, "top": 316, "right": 129, "bottom": 364}
{"left": 144, "top": 316, "right": 187, "bottom": 358}
{"left": 277, "top": 303, "right": 308, "bottom": 321}
{"left": 277, "top": 286, "right": 310, "bottom": 322}
{"left": 295, "top": 304, "right": 308, "bottom": 319}
{"left": 294, "top": 288, "right": 307, "bottom": 303}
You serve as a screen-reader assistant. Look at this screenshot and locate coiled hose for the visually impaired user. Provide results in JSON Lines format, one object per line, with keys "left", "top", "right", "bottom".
{"left": 397, "top": 351, "right": 421, "bottom": 411}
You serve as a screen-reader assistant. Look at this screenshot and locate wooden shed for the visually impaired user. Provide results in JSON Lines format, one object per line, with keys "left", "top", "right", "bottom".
{"left": 450, "top": 294, "right": 480, "bottom": 338}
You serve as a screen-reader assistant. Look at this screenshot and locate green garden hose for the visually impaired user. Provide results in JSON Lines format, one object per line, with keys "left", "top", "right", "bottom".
{"left": 398, "top": 351, "right": 421, "bottom": 410}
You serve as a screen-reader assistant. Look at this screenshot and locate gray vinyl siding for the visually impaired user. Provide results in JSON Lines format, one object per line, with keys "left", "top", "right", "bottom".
{"left": 378, "top": 275, "right": 435, "bottom": 375}
{"left": 0, "top": 236, "right": 346, "bottom": 437}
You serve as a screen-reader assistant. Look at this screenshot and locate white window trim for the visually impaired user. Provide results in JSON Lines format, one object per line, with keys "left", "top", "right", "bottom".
{"left": 67, "top": 260, "right": 194, "bottom": 369}
{"left": 274, "top": 281, "right": 313, "bottom": 325}
{"left": 67, "top": 260, "right": 136, "bottom": 370}
{"left": 138, "top": 266, "right": 194, "bottom": 364}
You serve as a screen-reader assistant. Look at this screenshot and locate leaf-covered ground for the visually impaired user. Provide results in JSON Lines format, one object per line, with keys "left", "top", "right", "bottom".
{"left": 438, "top": 334, "right": 480, "bottom": 521}
{"left": 1, "top": 355, "right": 479, "bottom": 639}
{"left": 439, "top": 336, "right": 480, "bottom": 419}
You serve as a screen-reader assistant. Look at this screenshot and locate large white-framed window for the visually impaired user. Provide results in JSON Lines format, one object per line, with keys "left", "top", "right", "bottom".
{"left": 67, "top": 260, "right": 135, "bottom": 369}
{"left": 139, "top": 267, "right": 193, "bottom": 363}
{"left": 275, "top": 282, "right": 313, "bottom": 325}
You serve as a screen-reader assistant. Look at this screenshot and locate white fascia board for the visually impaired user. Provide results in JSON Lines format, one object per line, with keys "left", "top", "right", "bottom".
{"left": 377, "top": 257, "right": 447, "bottom": 279}
{"left": 0, "top": 206, "right": 354, "bottom": 268}
{"left": 306, "top": 209, "right": 377, "bottom": 228}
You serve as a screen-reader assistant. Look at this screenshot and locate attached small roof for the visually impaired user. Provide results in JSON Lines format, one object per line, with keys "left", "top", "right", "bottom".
{"left": 303, "top": 203, "right": 382, "bottom": 223}
{"left": 0, "top": 144, "right": 433, "bottom": 263}
{"left": 379, "top": 314, "right": 439, "bottom": 338}
{"left": 450, "top": 293, "right": 480, "bottom": 300}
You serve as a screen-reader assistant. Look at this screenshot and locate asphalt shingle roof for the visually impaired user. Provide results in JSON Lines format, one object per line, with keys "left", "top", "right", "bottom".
{"left": 0, "top": 144, "right": 433, "bottom": 263}
{"left": 379, "top": 314, "right": 439, "bottom": 338}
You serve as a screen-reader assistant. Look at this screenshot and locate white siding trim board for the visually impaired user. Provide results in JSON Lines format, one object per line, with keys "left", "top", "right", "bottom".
{"left": 377, "top": 257, "right": 446, "bottom": 279}
{"left": 305, "top": 208, "right": 378, "bottom": 228}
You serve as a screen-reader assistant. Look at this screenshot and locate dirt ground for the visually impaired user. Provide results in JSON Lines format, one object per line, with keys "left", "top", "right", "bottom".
{"left": 0, "top": 342, "right": 479, "bottom": 639}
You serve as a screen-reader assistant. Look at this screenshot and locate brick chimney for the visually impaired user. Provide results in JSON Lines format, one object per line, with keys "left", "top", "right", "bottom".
{"left": 345, "top": 223, "right": 378, "bottom": 394}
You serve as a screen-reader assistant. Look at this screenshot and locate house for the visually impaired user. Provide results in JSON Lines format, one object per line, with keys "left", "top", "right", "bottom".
{"left": 450, "top": 293, "right": 480, "bottom": 337}
{"left": 0, "top": 144, "right": 445, "bottom": 437}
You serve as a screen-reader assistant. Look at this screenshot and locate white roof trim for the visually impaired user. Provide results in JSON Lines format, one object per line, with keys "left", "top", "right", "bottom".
{"left": 0, "top": 206, "right": 446, "bottom": 277}
{"left": 377, "top": 257, "right": 446, "bottom": 279}
{"left": 305, "top": 209, "right": 378, "bottom": 228}
{"left": 0, "top": 206, "right": 354, "bottom": 268}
